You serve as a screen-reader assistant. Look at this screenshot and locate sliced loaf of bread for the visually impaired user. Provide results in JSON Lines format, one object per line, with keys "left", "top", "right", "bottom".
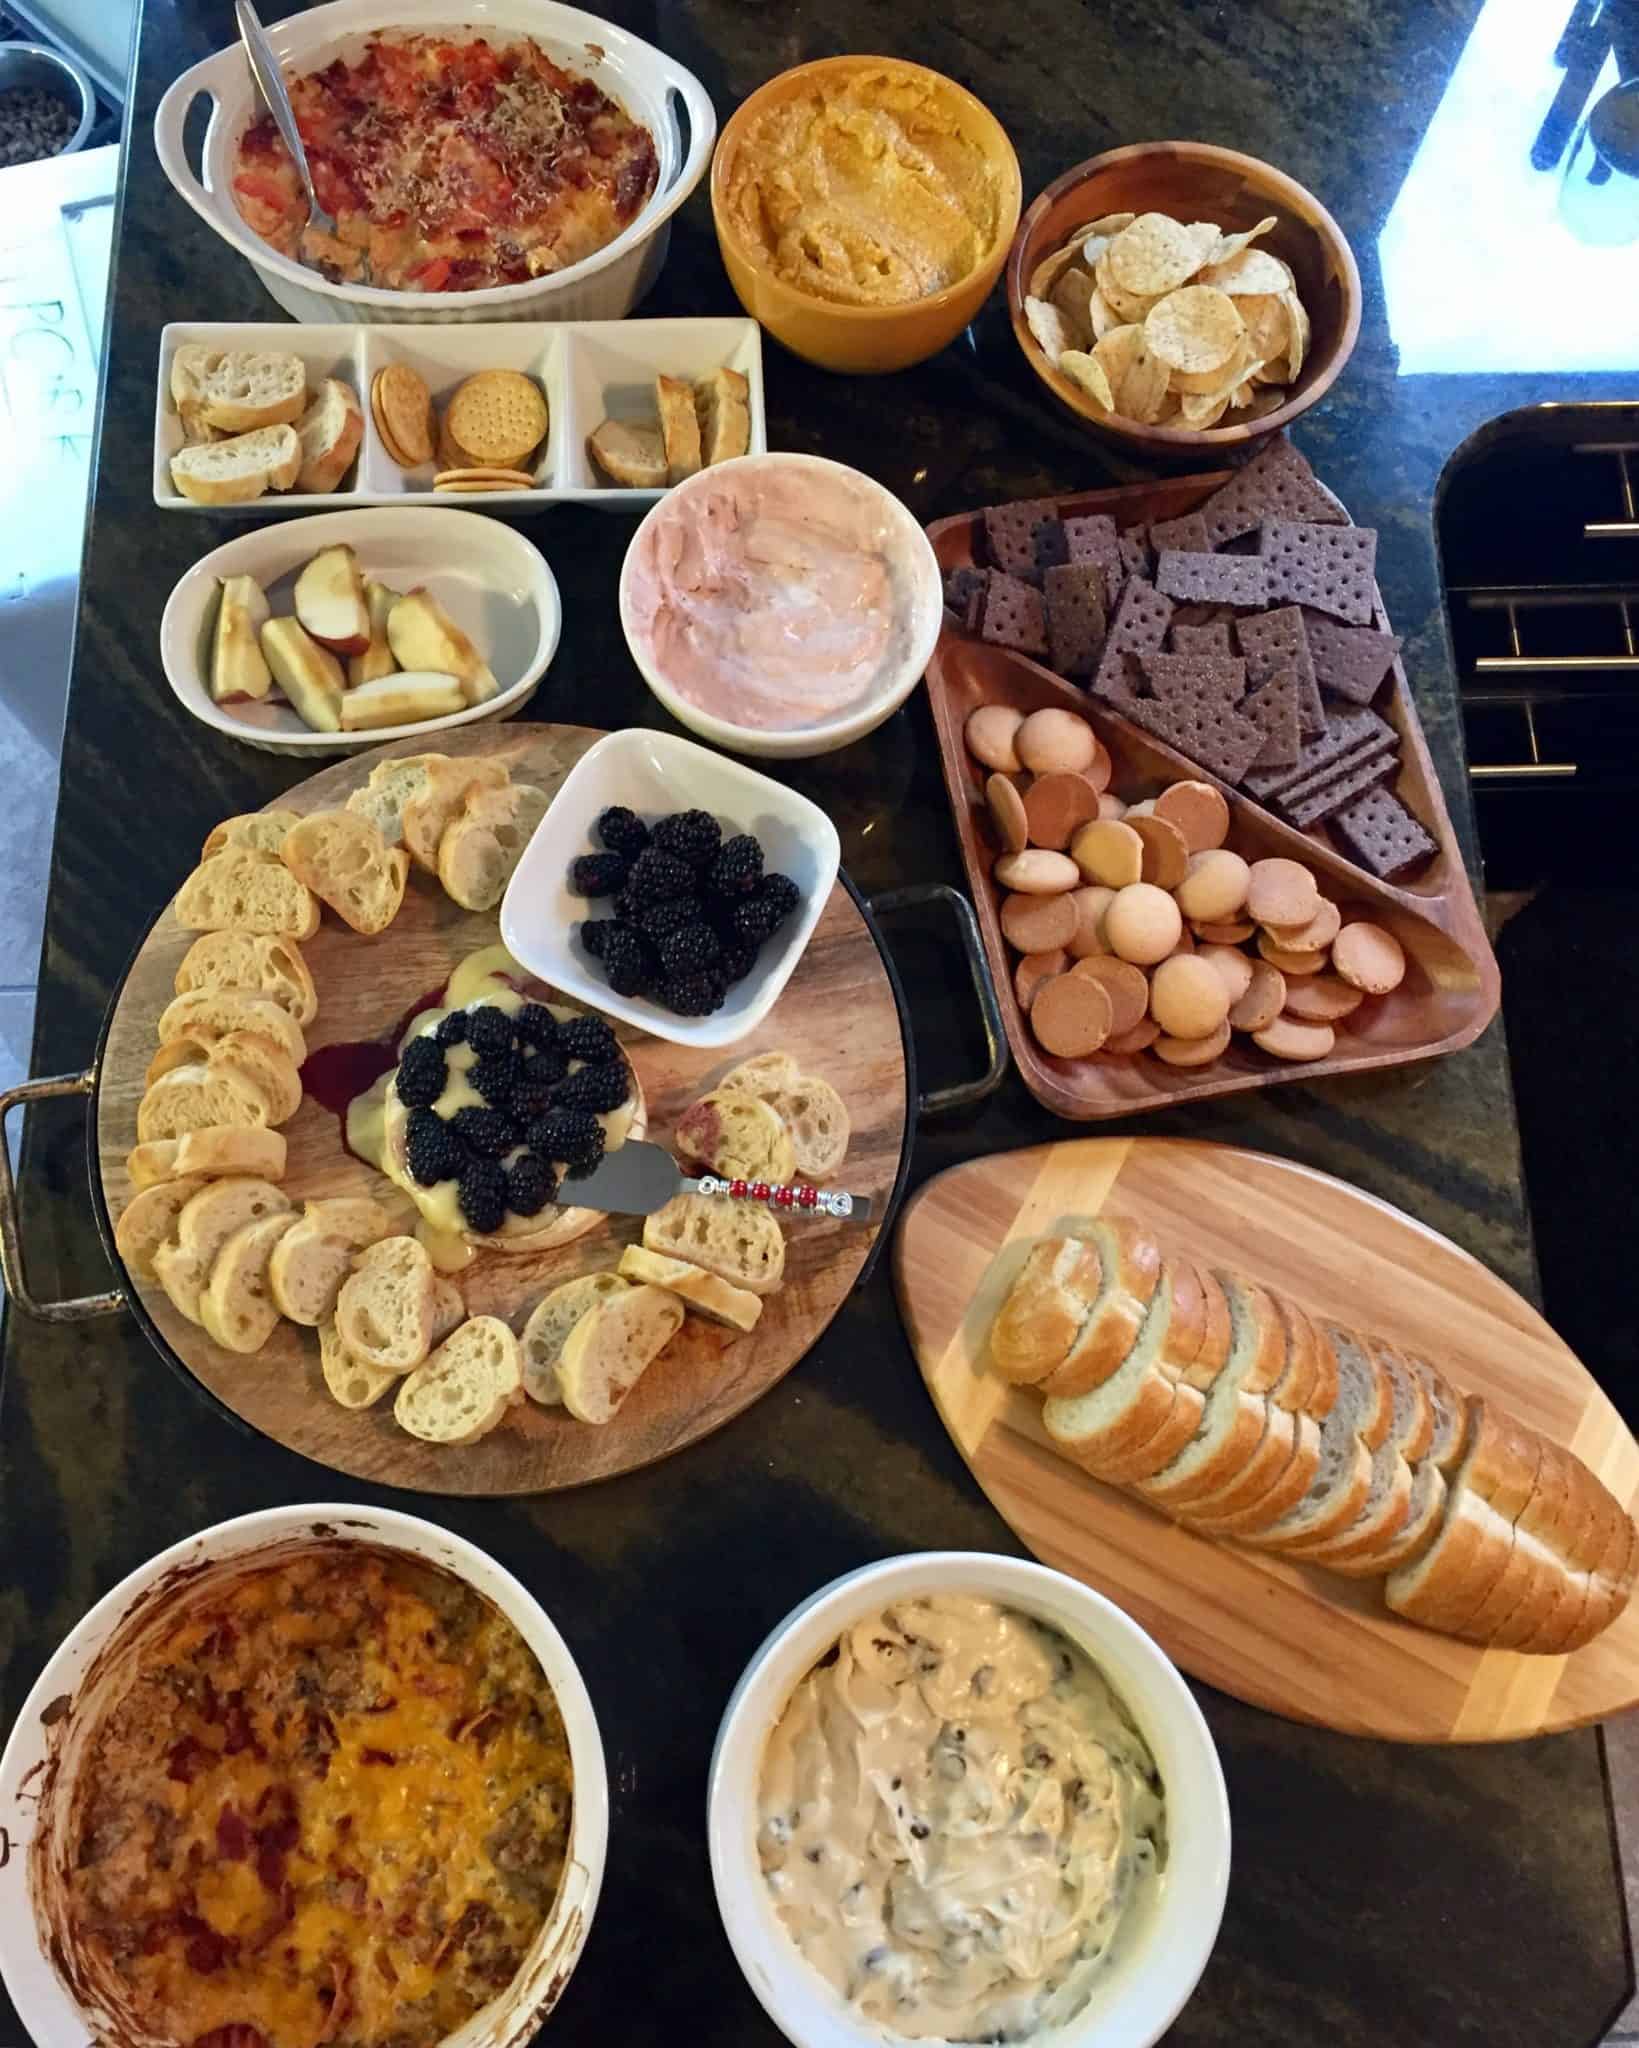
{"left": 643, "top": 1193, "right": 785, "bottom": 1296}
{"left": 175, "top": 848, "right": 320, "bottom": 939}
{"left": 988, "top": 1235, "right": 1104, "bottom": 1385}
{"left": 1384, "top": 1401, "right": 1542, "bottom": 1633}
{"left": 113, "top": 1177, "right": 209, "bottom": 1281}
{"left": 158, "top": 989, "right": 307, "bottom": 1069}
{"left": 335, "top": 1235, "right": 440, "bottom": 1373}
{"left": 174, "top": 929, "right": 317, "bottom": 1024}
{"left": 1136, "top": 1273, "right": 1289, "bottom": 1511}
{"left": 557, "top": 1285, "right": 684, "bottom": 1425}
{"left": 202, "top": 811, "right": 301, "bottom": 861}
{"left": 521, "top": 1273, "right": 631, "bottom": 1405}
{"left": 1183, "top": 1412, "right": 1324, "bottom": 1539}
{"left": 126, "top": 1125, "right": 287, "bottom": 1189}
{"left": 136, "top": 1060, "right": 273, "bottom": 1142}
{"left": 319, "top": 1317, "right": 397, "bottom": 1410}
{"left": 200, "top": 1211, "right": 298, "bottom": 1353}
{"left": 1041, "top": 1266, "right": 1182, "bottom": 1474}
{"left": 283, "top": 810, "right": 410, "bottom": 937}
{"left": 394, "top": 1315, "right": 523, "bottom": 1444}
{"left": 153, "top": 1177, "right": 292, "bottom": 1325}
{"left": 1328, "top": 1461, "right": 1447, "bottom": 1579}
{"left": 1040, "top": 1218, "right": 1164, "bottom": 1399}
{"left": 1241, "top": 1332, "right": 1387, "bottom": 1553}
{"left": 269, "top": 1197, "right": 393, "bottom": 1325}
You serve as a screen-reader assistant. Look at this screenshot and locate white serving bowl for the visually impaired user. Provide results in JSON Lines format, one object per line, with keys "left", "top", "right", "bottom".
{"left": 617, "top": 453, "right": 944, "bottom": 760}
{"left": 708, "top": 1552, "right": 1230, "bottom": 2048}
{"left": 152, "top": 0, "right": 715, "bottom": 325}
{"left": 160, "top": 505, "right": 561, "bottom": 756}
{"left": 500, "top": 727, "right": 840, "bottom": 1050}
{"left": 0, "top": 1503, "right": 608, "bottom": 2048}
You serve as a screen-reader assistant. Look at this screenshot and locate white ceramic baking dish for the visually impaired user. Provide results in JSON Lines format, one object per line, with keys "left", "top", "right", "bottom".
{"left": 160, "top": 505, "right": 561, "bottom": 755}
{"left": 154, "top": 317, "right": 766, "bottom": 511}
{"left": 152, "top": 0, "right": 716, "bottom": 324}
{"left": 0, "top": 1503, "right": 609, "bottom": 2048}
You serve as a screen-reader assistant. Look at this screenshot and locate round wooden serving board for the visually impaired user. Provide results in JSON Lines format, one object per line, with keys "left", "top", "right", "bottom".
{"left": 893, "top": 1138, "right": 1639, "bottom": 1741}
{"left": 96, "top": 725, "right": 909, "bottom": 1495}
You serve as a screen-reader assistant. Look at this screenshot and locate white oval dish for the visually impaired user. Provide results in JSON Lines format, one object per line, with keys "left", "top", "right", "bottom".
{"left": 0, "top": 1502, "right": 609, "bottom": 2048}
{"left": 160, "top": 505, "right": 561, "bottom": 756}
{"left": 708, "top": 1551, "right": 1230, "bottom": 2048}
{"left": 618, "top": 453, "right": 944, "bottom": 760}
{"left": 152, "top": 0, "right": 716, "bottom": 325}
{"left": 500, "top": 727, "right": 841, "bottom": 1050}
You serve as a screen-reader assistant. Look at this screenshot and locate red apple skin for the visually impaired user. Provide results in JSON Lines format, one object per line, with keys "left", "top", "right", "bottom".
{"left": 306, "top": 627, "right": 371, "bottom": 656}
{"left": 295, "top": 545, "right": 370, "bottom": 655}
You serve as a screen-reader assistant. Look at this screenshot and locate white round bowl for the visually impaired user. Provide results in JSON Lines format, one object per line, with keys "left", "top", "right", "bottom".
{"left": 618, "top": 453, "right": 943, "bottom": 760}
{"left": 707, "top": 1552, "right": 1230, "bottom": 2048}
{"left": 160, "top": 504, "right": 561, "bottom": 756}
{"left": 152, "top": 0, "right": 716, "bottom": 325}
{"left": 0, "top": 1503, "right": 608, "bottom": 2048}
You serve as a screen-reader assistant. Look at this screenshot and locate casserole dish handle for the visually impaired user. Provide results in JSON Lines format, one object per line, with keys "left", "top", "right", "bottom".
{"left": 653, "top": 52, "right": 718, "bottom": 220}
{"left": 153, "top": 46, "right": 241, "bottom": 232}
{"left": 0, "top": 1070, "right": 124, "bottom": 1322}
{"left": 869, "top": 884, "right": 1009, "bottom": 1116}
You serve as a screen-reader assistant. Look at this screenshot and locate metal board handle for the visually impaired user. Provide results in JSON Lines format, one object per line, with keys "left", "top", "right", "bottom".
{"left": 0, "top": 1070, "right": 125, "bottom": 1322}
{"left": 868, "top": 884, "right": 1009, "bottom": 1117}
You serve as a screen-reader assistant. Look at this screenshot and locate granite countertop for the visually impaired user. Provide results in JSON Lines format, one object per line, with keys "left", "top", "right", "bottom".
{"left": 2, "top": 1, "right": 1635, "bottom": 2042}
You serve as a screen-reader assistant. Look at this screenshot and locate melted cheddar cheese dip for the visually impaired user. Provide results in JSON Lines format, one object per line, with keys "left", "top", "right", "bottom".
{"left": 757, "top": 1595, "right": 1164, "bottom": 2041}
{"left": 66, "top": 1547, "right": 570, "bottom": 2048}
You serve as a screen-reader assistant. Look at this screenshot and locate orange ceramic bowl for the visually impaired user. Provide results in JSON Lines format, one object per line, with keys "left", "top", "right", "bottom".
{"left": 711, "top": 55, "right": 1022, "bottom": 375}
{"left": 1008, "top": 142, "right": 1361, "bottom": 454}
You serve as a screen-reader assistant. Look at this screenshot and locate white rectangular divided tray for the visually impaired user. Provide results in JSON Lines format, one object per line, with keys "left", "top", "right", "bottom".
{"left": 153, "top": 317, "right": 766, "bottom": 513}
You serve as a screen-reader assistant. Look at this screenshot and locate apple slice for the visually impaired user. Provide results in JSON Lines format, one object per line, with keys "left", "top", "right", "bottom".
{"left": 339, "top": 672, "right": 468, "bottom": 730}
{"left": 348, "top": 579, "right": 400, "bottom": 687}
{"left": 260, "top": 616, "right": 344, "bottom": 733}
{"left": 387, "top": 589, "right": 499, "bottom": 705}
{"left": 294, "top": 543, "right": 370, "bottom": 656}
{"left": 211, "top": 574, "right": 272, "bottom": 702}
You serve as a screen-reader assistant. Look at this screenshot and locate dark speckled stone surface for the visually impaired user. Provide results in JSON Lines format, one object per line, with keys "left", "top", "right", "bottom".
{"left": 3, "top": 1, "right": 1637, "bottom": 2042}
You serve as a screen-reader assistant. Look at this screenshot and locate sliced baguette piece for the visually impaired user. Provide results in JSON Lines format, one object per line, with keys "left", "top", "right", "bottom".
{"left": 1093, "top": 1377, "right": 1208, "bottom": 1485}
{"left": 1384, "top": 1401, "right": 1542, "bottom": 1632}
{"left": 136, "top": 1060, "right": 273, "bottom": 1142}
{"left": 587, "top": 417, "right": 666, "bottom": 488}
{"left": 1040, "top": 1218, "right": 1164, "bottom": 1399}
{"left": 436, "top": 780, "right": 550, "bottom": 913}
{"left": 126, "top": 1126, "right": 287, "bottom": 1189}
{"left": 1285, "top": 1342, "right": 1434, "bottom": 1564}
{"left": 174, "top": 346, "right": 306, "bottom": 433}
{"left": 154, "top": 1176, "right": 291, "bottom": 1325}
{"left": 521, "top": 1273, "right": 631, "bottom": 1405}
{"left": 1365, "top": 1337, "right": 1434, "bottom": 1462}
{"left": 1172, "top": 1403, "right": 1298, "bottom": 1528}
{"left": 675, "top": 1091, "right": 796, "bottom": 1186}
{"left": 394, "top": 1315, "right": 524, "bottom": 1444}
{"left": 400, "top": 755, "right": 510, "bottom": 873}
{"left": 1404, "top": 1350, "right": 1467, "bottom": 1471}
{"left": 989, "top": 1235, "right": 1104, "bottom": 1386}
{"left": 617, "top": 1245, "right": 762, "bottom": 1332}
{"left": 1164, "top": 1260, "right": 1233, "bottom": 1391}
{"left": 345, "top": 753, "right": 448, "bottom": 849}
{"left": 1184, "top": 1412, "right": 1324, "bottom": 1539}
{"left": 1240, "top": 1338, "right": 1384, "bottom": 1553}
{"left": 556, "top": 1285, "right": 684, "bottom": 1425}
{"left": 1041, "top": 1268, "right": 1181, "bottom": 1474}
{"left": 763, "top": 1076, "right": 850, "bottom": 1179}
{"left": 1264, "top": 1292, "right": 1321, "bottom": 1413}
{"left": 695, "top": 365, "right": 751, "bottom": 466}
{"left": 113, "top": 1177, "right": 209, "bottom": 1280}
{"left": 642, "top": 1193, "right": 785, "bottom": 1297}
{"left": 336, "top": 1235, "right": 440, "bottom": 1374}
{"left": 1317, "top": 1326, "right": 1395, "bottom": 1449}
{"left": 656, "top": 373, "right": 702, "bottom": 482}
{"left": 717, "top": 1050, "right": 802, "bottom": 1096}
{"left": 282, "top": 809, "right": 409, "bottom": 936}
{"left": 269, "top": 1197, "right": 393, "bottom": 1326}
{"left": 170, "top": 423, "right": 301, "bottom": 505}
{"left": 200, "top": 1211, "right": 298, "bottom": 1353}
{"left": 174, "top": 929, "right": 317, "bottom": 1025}
{"left": 319, "top": 1317, "right": 397, "bottom": 1410}
{"left": 203, "top": 811, "right": 301, "bottom": 861}
{"left": 1135, "top": 1272, "right": 1288, "bottom": 1510}
{"left": 159, "top": 989, "right": 307, "bottom": 1070}
{"left": 208, "top": 1032, "right": 303, "bottom": 1126}
{"left": 295, "top": 376, "right": 363, "bottom": 493}
{"left": 1328, "top": 1461, "right": 1446, "bottom": 1578}
{"left": 175, "top": 849, "right": 320, "bottom": 940}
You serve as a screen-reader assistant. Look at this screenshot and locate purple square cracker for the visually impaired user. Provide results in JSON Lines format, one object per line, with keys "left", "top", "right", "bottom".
{"left": 1148, "top": 510, "right": 1213, "bottom": 553}
{"left": 1195, "top": 433, "right": 1347, "bottom": 547}
{"left": 1243, "top": 707, "right": 1397, "bottom": 802}
{"left": 1065, "top": 512, "right": 1121, "bottom": 573}
{"left": 1032, "top": 517, "right": 1070, "bottom": 578}
{"left": 1236, "top": 605, "right": 1326, "bottom": 737}
{"left": 1139, "top": 651, "right": 1246, "bottom": 704}
{"left": 1156, "top": 550, "right": 1270, "bottom": 608}
{"left": 1241, "top": 666, "right": 1301, "bottom": 769}
{"left": 1280, "top": 755, "right": 1396, "bottom": 831}
{"left": 1260, "top": 519, "right": 1379, "bottom": 626}
{"left": 1118, "top": 525, "right": 1154, "bottom": 584}
{"left": 1302, "top": 610, "right": 1403, "bottom": 705}
{"left": 1171, "top": 621, "right": 1235, "bottom": 657}
{"left": 1127, "top": 693, "right": 1265, "bottom": 785}
{"left": 1090, "top": 575, "right": 1174, "bottom": 705}
{"left": 982, "top": 497, "right": 1061, "bottom": 582}
{"left": 1044, "top": 562, "right": 1108, "bottom": 678}
{"left": 1332, "top": 786, "right": 1438, "bottom": 879}
{"left": 944, "top": 566, "right": 987, "bottom": 620}
{"left": 976, "top": 571, "right": 1047, "bottom": 656}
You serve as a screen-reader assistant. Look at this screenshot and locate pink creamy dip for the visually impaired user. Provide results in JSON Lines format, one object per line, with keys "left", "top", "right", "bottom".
{"left": 625, "top": 457, "right": 910, "bottom": 730}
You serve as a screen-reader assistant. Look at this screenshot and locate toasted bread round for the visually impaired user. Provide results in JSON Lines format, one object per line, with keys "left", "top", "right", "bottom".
{"left": 520, "top": 1273, "right": 632, "bottom": 1405}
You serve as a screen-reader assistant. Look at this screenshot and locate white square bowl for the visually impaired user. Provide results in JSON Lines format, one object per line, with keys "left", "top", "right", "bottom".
{"left": 500, "top": 730, "right": 840, "bottom": 1049}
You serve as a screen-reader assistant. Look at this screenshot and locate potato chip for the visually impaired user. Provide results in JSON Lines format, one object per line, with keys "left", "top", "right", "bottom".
{"left": 1050, "top": 266, "right": 1097, "bottom": 344}
{"left": 1025, "top": 294, "right": 1075, "bottom": 365}
{"left": 1107, "top": 212, "right": 1206, "bottom": 297}
{"left": 1093, "top": 324, "right": 1170, "bottom": 425}
{"left": 1281, "top": 288, "right": 1310, "bottom": 380}
{"left": 1200, "top": 246, "right": 1293, "bottom": 296}
{"left": 1236, "top": 291, "right": 1291, "bottom": 364}
{"left": 1090, "top": 211, "right": 1136, "bottom": 235}
{"left": 1094, "top": 252, "right": 1158, "bottom": 324}
{"left": 1088, "top": 287, "right": 1122, "bottom": 342}
{"left": 1057, "top": 348, "right": 1115, "bottom": 411}
{"left": 1144, "top": 284, "right": 1244, "bottom": 374}
{"left": 1210, "top": 215, "right": 1277, "bottom": 268}
{"left": 1179, "top": 388, "right": 1231, "bottom": 429}
{"left": 1030, "top": 240, "right": 1088, "bottom": 298}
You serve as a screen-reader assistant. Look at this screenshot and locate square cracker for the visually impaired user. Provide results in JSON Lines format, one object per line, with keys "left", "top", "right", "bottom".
{"left": 1302, "top": 610, "right": 1403, "bottom": 705}
{"left": 1127, "top": 692, "right": 1265, "bottom": 784}
{"left": 1156, "top": 550, "right": 1270, "bottom": 608}
{"left": 976, "top": 571, "right": 1048, "bottom": 655}
{"left": 1171, "top": 621, "right": 1235, "bottom": 656}
{"left": 983, "top": 497, "right": 1062, "bottom": 582}
{"left": 1260, "top": 519, "right": 1379, "bottom": 626}
{"left": 1236, "top": 605, "right": 1326, "bottom": 736}
{"left": 1195, "top": 433, "right": 1347, "bottom": 547}
{"left": 1044, "top": 563, "right": 1109, "bottom": 678}
{"left": 1332, "top": 786, "right": 1438, "bottom": 879}
{"left": 1139, "top": 651, "right": 1247, "bottom": 704}
{"left": 1091, "top": 575, "right": 1174, "bottom": 705}
{"left": 1241, "top": 666, "right": 1301, "bottom": 769}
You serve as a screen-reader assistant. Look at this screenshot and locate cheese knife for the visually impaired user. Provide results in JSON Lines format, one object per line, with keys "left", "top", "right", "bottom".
{"left": 551, "top": 1138, "right": 873, "bottom": 1224}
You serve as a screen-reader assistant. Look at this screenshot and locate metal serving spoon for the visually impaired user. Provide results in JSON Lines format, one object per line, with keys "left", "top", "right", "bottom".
{"left": 235, "top": 0, "right": 338, "bottom": 241}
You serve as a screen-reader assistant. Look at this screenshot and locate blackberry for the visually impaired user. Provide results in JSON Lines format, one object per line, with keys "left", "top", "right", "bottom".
{"left": 708, "top": 832, "right": 763, "bottom": 898}
{"left": 395, "top": 1037, "right": 447, "bottom": 1109}
{"left": 730, "top": 895, "right": 784, "bottom": 948}
{"left": 718, "top": 938, "right": 758, "bottom": 985}
{"left": 623, "top": 847, "right": 695, "bottom": 905}
{"left": 652, "top": 808, "right": 722, "bottom": 868}
{"left": 456, "top": 1158, "right": 507, "bottom": 1235}
{"left": 661, "top": 970, "right": 727, "bottom": 1017}
{"left": 560, "top": 1015, "right": 617, "bottom": 1064}
{"left": 466, "top": 1005, "right": 516, "bottom": 1056}
{"left": 581, "top": 919, "right": 617, "bottom": 960}
{"left": 757, "top": 873, "right": 801, "bottom": 926}
{"left": 635, "top": 894, "right": 704, "bottom": 941}
{"left": 521, "top": 1040, "right": 569, "bottom": 1086}
{"left": 596, "top": 805, "right": 650, "bottom": 858}
{"left": 569, "top": 851, "right": 628, "bottom": 897}
{"left": 505, "top": 1153, "right": 557, "bottom": 1218}
{"left": 657, "top": 923, "right": 722, "bottom": 979}
{"left": 515, "top": 1002, "right": 561, "bottom": 1051}
{"left": 510, "top": 1077, "right": 556, "bottom": 1122}
{"left": 600, "top": 925, "right": 652, "bottom": 998}
{"left": 434, "top": 1011, "right": 469, "bottom": 1047}
{"left": 450, "top": 1105, "right": 515, "bottom": 1157}
{"left": 554, "top": 1058, "right": 632, "bottom": 1114}
{"left": 406, "top": 1108, "right": 464, "bottom": 1186}
{"left": 528, "top": 1109, "right": 605, "bottom": 1171}
{"left": 469, "top": 1051, "right": 521, "bottom": 1105}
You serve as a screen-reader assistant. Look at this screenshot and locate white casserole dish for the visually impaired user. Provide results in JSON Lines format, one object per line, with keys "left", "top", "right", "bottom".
{"left": 0, "top": 1503, "right": 609, "bottom": 2048}
{"left": 160, "top": 505, "right": 561, "bottom": 755}
{"left": 152, "top": 0, "right": 716, "bottom": 324}
{"left": 708, "top": 1552, "right": 1230, "bottom": 2048}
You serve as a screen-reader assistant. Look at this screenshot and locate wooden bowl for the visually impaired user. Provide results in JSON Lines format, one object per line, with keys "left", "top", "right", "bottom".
{"left": 1007, "top": 142, "right": 1361, "bottom": 455}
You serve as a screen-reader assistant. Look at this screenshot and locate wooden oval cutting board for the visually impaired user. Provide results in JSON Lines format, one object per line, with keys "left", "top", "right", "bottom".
{"left": 96, "top": 724, "right": 909, "bottom": 1496}
{"left": 893, "top": 1138, "right": 1639, "bottom": 1741}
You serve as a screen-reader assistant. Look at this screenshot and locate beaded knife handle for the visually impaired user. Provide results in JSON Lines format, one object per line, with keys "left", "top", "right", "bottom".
{"left": 689, "top": 1174, "right": 873, "bottom": 1223}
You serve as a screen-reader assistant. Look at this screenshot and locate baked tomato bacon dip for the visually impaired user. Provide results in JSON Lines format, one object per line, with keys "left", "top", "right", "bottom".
{"left": 231, "top": 34, "right": 658, "bottom": 292}
{"left": 64, "top": 1547, "right": 572, "bottom": 2048}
